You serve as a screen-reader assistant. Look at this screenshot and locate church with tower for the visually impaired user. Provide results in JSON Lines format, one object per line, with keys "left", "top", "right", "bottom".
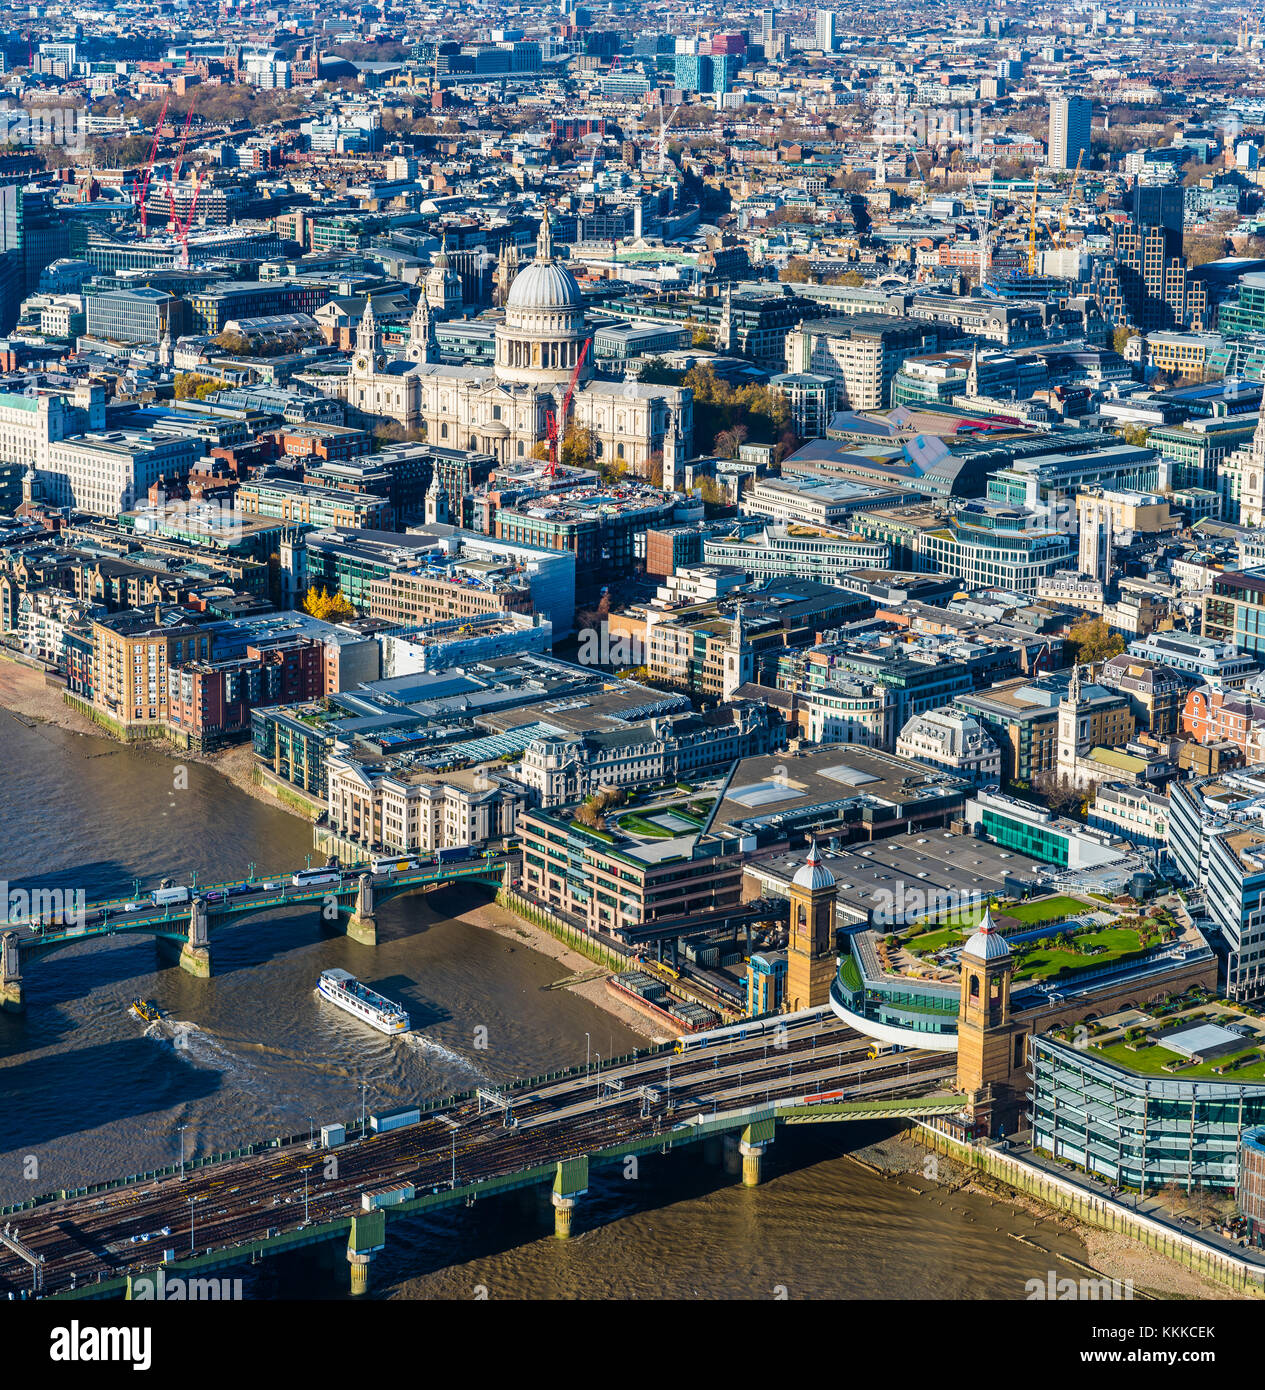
{"left": 311, "top": 214, "right": 693, "bottom": 476}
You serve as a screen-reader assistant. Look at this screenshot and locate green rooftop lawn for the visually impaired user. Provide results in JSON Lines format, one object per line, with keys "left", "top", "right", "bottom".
{"left": 1003, "top": 896, "right": 1094, "bottom": 925}
{"left": 904, "top": 894, "right": 1093, "bottom": 941}
{"left": 1092, "top": 1038, "right": 1265, "bottom": 1083}
{"left": 903, "top": 925, "right": 967, "bottom": 955}
{"left": 1014, "top": 926, "right": 1144, "bottom": 981}
{"left": 614, "top": 812, "right": 677, "bottom": 839}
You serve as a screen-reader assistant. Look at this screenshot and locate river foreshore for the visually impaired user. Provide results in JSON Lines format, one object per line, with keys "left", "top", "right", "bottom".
{"left": 0, "top": 655, "right": 300, "bottom": 813}
{"left": 853, "top": 1129, "right": 1239, "bottom": 1300}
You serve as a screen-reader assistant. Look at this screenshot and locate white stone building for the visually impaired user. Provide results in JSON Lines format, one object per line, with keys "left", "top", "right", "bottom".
{"left": 325, "top": 756, "right": 527, "bottom": 855}
{"left": 895, "top": 707, "right": 1001, "bottom": 785}
{"left": 305, "top": 215, "right": 693, "bottom": 476}
{"left": 514, "top": 705, "right": 781, "bottom": 807}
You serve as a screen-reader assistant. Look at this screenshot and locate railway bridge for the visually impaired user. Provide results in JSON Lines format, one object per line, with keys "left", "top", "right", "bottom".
{"left": 0, "top": 854, "right": 514, "bottom": 1011}
{"left": 0, "top": 1010, "right": 964, "bottom": 1299}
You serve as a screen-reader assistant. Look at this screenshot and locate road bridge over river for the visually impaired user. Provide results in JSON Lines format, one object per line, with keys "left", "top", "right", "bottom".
{"left": 0, "top": 854, "right": 514, "bottom": 1011}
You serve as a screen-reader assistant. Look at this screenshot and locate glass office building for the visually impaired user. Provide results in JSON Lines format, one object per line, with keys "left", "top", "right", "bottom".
{"left": 1030, "top": 1034, "right": 1265, "bottom": 1190}
{"left": 84, "top": 286, "right": 175, "bottom": 345}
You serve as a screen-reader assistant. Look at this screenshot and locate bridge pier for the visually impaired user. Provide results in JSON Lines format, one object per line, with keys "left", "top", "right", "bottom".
{"left": 1, "top": 931, "right": 24, "bottom": 1013}
{"left": 348, "top": 1250, "right": 373, "bottom": 1295}
{"left": 168, "top": 897, "right": 212, "bottom": 978}
{"left": 740, "top": 1141, "right": 767, "bottom": 1187}
{"left": 347, "top": 1211, "right": 384, "bottom": 1295}
{"left": 739, "top": 1114, "right": 776, "bottom": 1188}
{"left": 551, "top": 1193, "right": 576, "bottom": 1239}
{"left": 552, "top": 1155, "right": 588, "bottom": 1240}
{"left": 345, "top": 874, "right": 377, "bottom": 947}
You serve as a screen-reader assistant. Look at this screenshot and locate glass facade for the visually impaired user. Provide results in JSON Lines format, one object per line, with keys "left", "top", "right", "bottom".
{"left": 84, "top": 287, "right": 174, "bottom": 345}
{"left": 1030, "top": 1035, "right": 1265, "bottom": 1189}
{"left": 980, "top": 807, "right": 1070, "bottom": 865}
{"left": 832, "top": 942, "right": 960, "bottom": 1041}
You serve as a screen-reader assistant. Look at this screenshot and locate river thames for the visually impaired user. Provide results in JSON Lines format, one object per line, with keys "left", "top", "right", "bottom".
{"left": 0, "top": 711, "right": 1092, "bottom": 1298}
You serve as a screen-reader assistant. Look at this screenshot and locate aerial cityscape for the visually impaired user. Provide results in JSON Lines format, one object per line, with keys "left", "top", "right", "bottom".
{"left": 1, "top": 0, "right": 1265, "bottom": 1337}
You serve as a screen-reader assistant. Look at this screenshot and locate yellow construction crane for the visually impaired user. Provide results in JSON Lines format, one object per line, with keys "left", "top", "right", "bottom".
{"left": 1058, "top": 148, "right": 1085, "bottom": 248}
{"left": 1028, "top": 172, "right": 1039, "bottom": 275}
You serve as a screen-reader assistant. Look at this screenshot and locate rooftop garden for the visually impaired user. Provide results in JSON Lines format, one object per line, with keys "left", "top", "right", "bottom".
{"left": 1013, "top": 924, "right": 1147, "bottom": 982}
{"left": 894, "top": 899, "right": 1182, "bottom": 984}
{"left": 899, "top": 895, "right": 1097, "bottom": 957}
{"left": 1090, "top": 1035, "right": 1265, "bottom": 1084}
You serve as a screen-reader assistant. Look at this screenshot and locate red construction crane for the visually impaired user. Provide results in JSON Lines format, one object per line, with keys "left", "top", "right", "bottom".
{"left": 171, "top": 103, "right": 195, "bottom": 181}
{"left": 166, "top": 105, "right": 196, "bottom": 232}
{"left": 137, "top": 94, "right": 170, "bottom": 238}
{"left": 544, "top": 337, "right": 590, "bottom": 478}
{"left": 167, "top": 168, "right": 205, "bottom": 268}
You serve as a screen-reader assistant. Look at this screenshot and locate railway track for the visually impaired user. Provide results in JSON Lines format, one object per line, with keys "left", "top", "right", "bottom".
{"left": 0, "top": 1017, "right": 956, "bottom": 1296}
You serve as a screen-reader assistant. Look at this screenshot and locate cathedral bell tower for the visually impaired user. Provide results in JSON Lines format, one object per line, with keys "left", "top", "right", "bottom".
{"left": 956, "top": 905, "right": 1022, "bottom": 1137}
{"left": 407, "top": 294, "right": 439, "bottom": 364}
{"left": 353, "top": 300, "right": 381, "bottom": 376}
{"left": 786, "top": 840, "right": 837, "bottom": 1011}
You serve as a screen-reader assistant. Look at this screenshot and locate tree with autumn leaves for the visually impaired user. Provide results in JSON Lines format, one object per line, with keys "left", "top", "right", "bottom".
{"left": 302, "top": 586, "right": 356, "bottom": 622}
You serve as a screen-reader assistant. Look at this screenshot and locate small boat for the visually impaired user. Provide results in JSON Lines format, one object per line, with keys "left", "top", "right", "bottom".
{"left": 130, "top": 998, "right": 163, "bottom": 1024}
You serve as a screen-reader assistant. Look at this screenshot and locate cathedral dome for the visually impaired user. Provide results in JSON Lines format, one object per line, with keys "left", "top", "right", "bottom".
{"left": 505, "top": 258, "right": 584, "bottom": 313}
{"left": 494, "top": 210, "right": 591, "bottom": 389}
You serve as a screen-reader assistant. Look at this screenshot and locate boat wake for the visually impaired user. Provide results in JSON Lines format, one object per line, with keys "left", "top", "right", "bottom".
{"left": 401, "top": 1032, "right": 492, "bottom": 1084}
{"left": 152, "top": 1020, "right": 262, "bottom": 1086}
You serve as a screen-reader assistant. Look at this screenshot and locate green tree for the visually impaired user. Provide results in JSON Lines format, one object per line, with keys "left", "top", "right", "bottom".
{"left": 1112, "top": 325, "right": 1133, "bottom": 355}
